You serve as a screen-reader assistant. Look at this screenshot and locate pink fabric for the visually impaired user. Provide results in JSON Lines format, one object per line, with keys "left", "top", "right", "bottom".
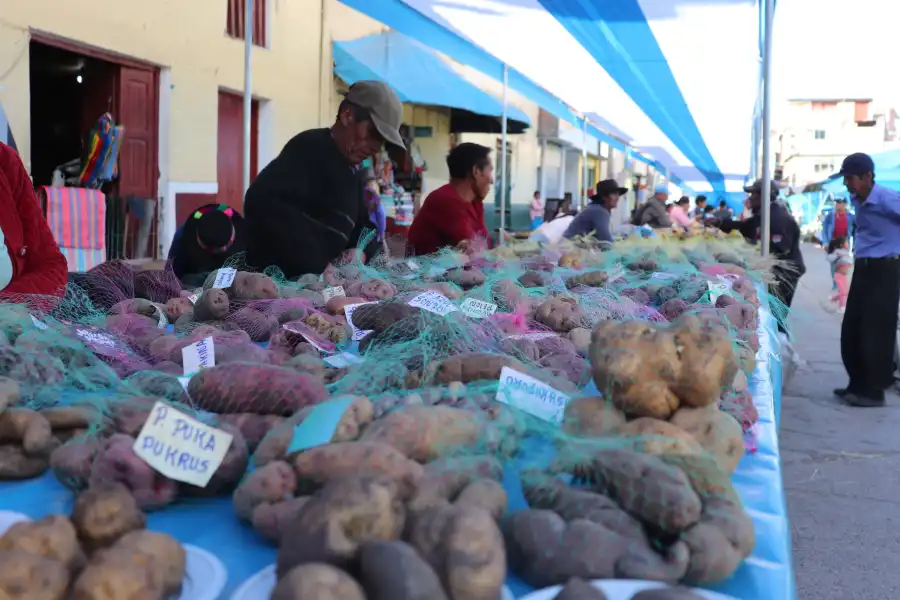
{"left": 529, "top": 197, "right": 544, "bottom": 219}
{"left": 832, "top": 272, "right": 850, "bottom": 307}
{"left": 670, "top": 205, "right": 692, "bottom": 228}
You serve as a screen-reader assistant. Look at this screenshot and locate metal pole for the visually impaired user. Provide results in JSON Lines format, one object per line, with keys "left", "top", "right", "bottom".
{"left": 581, "top": 119, "right": 589, "bottom": 209}
{"left": 760, "top": 0, "right": 774, "bottom": 257}
{"left": 499, "top": 64, "right": 509, "bottom": 244}
{"left": 242, "top": 0, "right": 254, "bottom": 196}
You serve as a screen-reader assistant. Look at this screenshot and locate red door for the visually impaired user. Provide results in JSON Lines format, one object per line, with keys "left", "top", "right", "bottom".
{"left": 217, "top": 91, "right": 258, "bottom": 210}
{"left": 116, "top": 67, "right": 158, "bottom": 199}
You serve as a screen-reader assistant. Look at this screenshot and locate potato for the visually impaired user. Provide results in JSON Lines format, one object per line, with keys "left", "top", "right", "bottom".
{"left": 426, "top": 353, "right": 520, "bottom": 386}
{"left": 192, "top": 288, "right": 230, "bottom": 321}
{"left": 290, "top": 441, "right": 423, "bottom": 495}
{"left": 360, "top": 405, "right": 484, "bottom": 463}
{"left": 71, "top": 482, "right": 147, "bottom": 551}
{"left": 631, "top": 588, "right": 708, "bottom": 600}
{"left": 406, "top": 505, "right": 506, "bottom": 600}
{"left": 407, "top": 455, "right": 503, "bottom": 515}
{"left": 615, "top": 418, "right": 703, "bottom": 457}
{"left": 276, "top": 477, "right": 406, "bottom": 577}
{"left": 325, "top": 296, "right": 367, "bottom": 315}
{"left": 0, "top": 444, "right": 49, "bottom": 479}
{"left": 230, "top": 271, "right": 279, "bottom": 300}
{"left": 0, "top": 515, "right": 84, "bottom": 572}
{"left": 554, "top": 578, "right": 608, "bottom": 600}
{"left": 359, "top": 540, "right": 449, "bottom": 600}
{"left": 453, "top": 479, "right": 508, "bottom": 520}
{"left": 233, "top": 460, "right": 298, "bottom": 521}
{"left": 0, "top": 549, "right": 69, "bottom": 600}
{"left": 346, "top": 278, "right": 398, "bottom": 301}
{"left": 566, "top": 328, "right": 592, "bottom": 357}
{"left": 565, "top": 270, "right": 608, "bottom": 289}
{"left": 250, "top": 496, "right": 311, "bottom": 543}
{"left": 70, "top": 551, "right": 164, "bottom": 600}
{"left": 39, "top": 405, "right": 98, "bottom": 431}
{"left": 88, "top": 434, "right": 179, "bottom": 511}
{"left": 112, "top": 530, "right": 186, "bottom": 596}
{"left": 534, "top": 297, "right": 587, "bottom": 332}
{"left": 0, "top": 408, "right": 54, "bottom": 457}
{"left": 187, "top": 363, "right": 328, "bottom": 415}
{"left": 561, "top": 396, "right": 626, "bottom": 438}
{"left": 669, "top": 406, "right": 744, "bottom": 474}
{"left": 272, "top": 564, "right": 366, "bottom": 600}
{"left": 680, "top": 491, "right": 755, "bottom": 584}
{"left": 0, "top": 376, "right": 20, "bottom": 413}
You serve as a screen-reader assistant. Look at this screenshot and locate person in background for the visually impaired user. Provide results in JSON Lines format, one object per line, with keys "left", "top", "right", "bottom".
{"left": 669, "top": 196, "right": 693, "bottom": 231}
{"left": 0, "top": 142, "right": 67, "bottom": 300}
{"left": 712, "top": 179, "right": 805, "bottom": 334}
{"left": 833, "top": 153, "right": 900, "bottom": 407}
{"left": 820, "top": 197, "right": 855, "bottom": 249}
{"left": 361, "top": 168, "right": 387, "bottom": 247}
{"left": 703, "top": 205, "right": 715, "bottom": 218}
{"left": 529, "top": 190, "right": 544, "bottom": 230}
{"left": 825, "top": 236, "right": 852, "bottom": 313}
{"left": 168, "top": 204, "right": 248, "bottom": 286}
{"left": 244, "top": 80, "right": 405, "bottom": 277}
{"left": 692, "top": 195, "right": 708, "bottom": 219}
{"left": 563, "top": 179, "right": 628, "bottom": 244}
{"left": 407, "top": 143, "right": 493, "bottom": 255}
{"left": 713, "top": 199, "right": 732, "bottom": 221}
{"left": 632, "top": 184, "right": 671, "bottom": 228}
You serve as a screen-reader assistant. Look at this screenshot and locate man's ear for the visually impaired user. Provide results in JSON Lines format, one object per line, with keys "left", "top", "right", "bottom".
{"left": 338, "top": 106, "right": 354, "bottom": 127}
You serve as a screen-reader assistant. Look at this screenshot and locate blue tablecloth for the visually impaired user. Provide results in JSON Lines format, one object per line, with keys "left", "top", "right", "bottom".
{"left": 0, "top": 309, "right": 795, "bottom": 600}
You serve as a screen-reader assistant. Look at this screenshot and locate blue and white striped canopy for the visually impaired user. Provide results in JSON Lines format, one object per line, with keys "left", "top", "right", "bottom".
{"left": 339, "top": 0, "right": 764, "bottom": 196}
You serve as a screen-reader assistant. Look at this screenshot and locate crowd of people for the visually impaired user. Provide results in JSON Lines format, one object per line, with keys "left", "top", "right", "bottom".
{"left": 0, "top": 79, "right": 897, "bottom": 409}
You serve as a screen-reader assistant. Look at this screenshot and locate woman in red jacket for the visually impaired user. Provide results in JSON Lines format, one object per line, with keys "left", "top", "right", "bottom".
{"left": 0, "top": 143, "right": 67, "bottom": 299}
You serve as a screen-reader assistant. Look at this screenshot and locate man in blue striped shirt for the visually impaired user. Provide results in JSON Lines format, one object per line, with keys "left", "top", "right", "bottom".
{"left": 833, "top": 153, "right": 900, "bottom": 407}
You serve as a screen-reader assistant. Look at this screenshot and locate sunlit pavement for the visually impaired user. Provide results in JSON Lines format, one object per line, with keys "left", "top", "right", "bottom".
{"left": 782, "top": 244, "right": 900, "bottom": 599}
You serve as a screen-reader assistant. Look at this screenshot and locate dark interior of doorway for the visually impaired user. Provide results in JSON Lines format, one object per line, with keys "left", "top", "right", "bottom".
{"left": 29, "top": 41, "right": 118, "bottom": 188}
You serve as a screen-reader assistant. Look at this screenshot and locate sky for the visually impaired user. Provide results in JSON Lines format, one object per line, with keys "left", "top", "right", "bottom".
{"left": 772, "top": 0, "right": 900, "bottom": 105}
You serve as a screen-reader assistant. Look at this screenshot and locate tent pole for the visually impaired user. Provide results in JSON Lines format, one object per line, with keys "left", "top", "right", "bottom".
{"left": 499, "top": 63, "right": 508, "bottom": 244}
{"left": 242, "top": 0, "right": 254, "bottom": 196}
{"left": 581, "top": 118, "right": 588, "bottom": 209}
{"left": 760, "top": 0, "right": 774, "bottom": 257}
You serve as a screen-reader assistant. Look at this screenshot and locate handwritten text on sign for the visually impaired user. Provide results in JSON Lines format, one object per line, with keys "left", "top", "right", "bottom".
{"left": 343, "top": 302, "right": 375, "bottom": 341}
{"left": 322, "top": 286, "right": 346, "bottom": 302}
{"left": 212, "top": 268, "right": 237, "bottom": 289}
{"left": 182, "top": 336, "right": 215, "bottom": 375}
{"left": 408, "top": 291, "right": 458, "bottom": 316}
{"left": 707, "top": 280, "right": 731, "bottom": 303}
{"left": 460, "top": 298, "right": 498, "bottom": 319}
{"left": 133, "top": 402, "right": 233, "bottom": 487}
{"left": 495, "top": 366, "right": 570, "bottom": 423}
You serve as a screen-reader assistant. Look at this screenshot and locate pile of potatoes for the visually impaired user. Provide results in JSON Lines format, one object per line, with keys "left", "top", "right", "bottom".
{"left": 541, "top": 578, "right": 732, "bottom": 600}
{"left": 0, "top": 482, "right": 186, "bottom": 600}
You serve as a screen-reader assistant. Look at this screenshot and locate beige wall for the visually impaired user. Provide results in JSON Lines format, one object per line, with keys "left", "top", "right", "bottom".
{"left": 0, "top": 0, "right": 324, "bottom": 182}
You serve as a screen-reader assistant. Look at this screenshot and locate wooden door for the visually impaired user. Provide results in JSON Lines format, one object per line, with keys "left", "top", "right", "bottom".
{"left": 217, "top": 91, "right": 258, "bottom": 210}
{"left": 116, "top": 67, "right": 158, "bottom": 199}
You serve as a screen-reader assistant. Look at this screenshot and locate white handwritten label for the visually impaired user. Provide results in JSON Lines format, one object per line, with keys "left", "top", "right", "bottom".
{"left": 182, "top": 336, "right": 215, "bottom": 375}
{"left": 406, "top": 260, "right": 420, "bottom": 271}
{"left": 283, "top": 322, "right": 336, "bottom": 354}
{"left": 324, "top": 352, "right": 364, "bottom": 369}
{"left": 187, "top": 293, "right": 200, "bottom": 305}
{"left": 133, "top": 401, "right": 233, "bottom": 487}
{"left": 460, "top": 298, "right": 498, "bottom": 319}
{"left": 507, "top": 332, "right": 558, "bottom": 341}
{"left": 156, "top": 307, "right": 168, "bottom": 329}
{"left": 495, "top": 366, "right": 570, "bottom": 423}
{"left": 178, "top": 376, "right": 191, "bottom": 392}
{"left": 343, "top": 302, "right": 375, "bottom": 341}
{"left": 30, "top": 315, "right": 48, "bottom": 330}
{"left": 212, "top": 268, "right": 237, "bottom": 289}
{"left": 76, "top": 329, "right": 117, "bottom": 348}
{"left": 606, "top": 266, "right": 625, "bottom": 283}
{"left": 708, "top": 280, "right": 731, "bottom": 303}
{"left": 651, "top": 272, "right": 678, "bottom": 280}
{"left": 322, "top": 286, "right": 346, "bottom": 302}
{"left": 408, "top": 291, "right": 458, "bottom": 316}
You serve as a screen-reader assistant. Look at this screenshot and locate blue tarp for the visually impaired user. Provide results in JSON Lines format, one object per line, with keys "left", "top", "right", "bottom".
{"left": 335, "top": 31, "right": 532, "bottom": 126}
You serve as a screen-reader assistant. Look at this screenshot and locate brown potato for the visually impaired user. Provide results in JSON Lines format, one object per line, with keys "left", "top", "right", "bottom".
{"left": 669, "top": 406, "right": 744, "bottom": 474}
{"left": 250, "top": 496, "right": 311, "bottom": 543}
{"left": 615, "top": 418, "right": 703, "bottom": 457}
{"left": 0, "top": 549, "right": 68, "bottom": 600}
{"left": 554, "top": 578, "right": 609, "bottom": 600}
{"left": 0, "top": 444, "right": 48, "bottom": 479}
{"left": 71, "top": 482, "right": 147, "bottom": 551}
{"left": 0, "top": 515, "right": 84, "bottom": 572}
{"left": 70, "top": 551, "right": 164, "bottom": 600}
{"left": 290, "top": 441, "right": 423, "bottom": 495}
{"left": 272, "top": 564, "right": 366, "bottom": 600}
{"left": 112, "top": 530, "right": 186, "bottom": 596}
{"left": 0, "top": 408, "right": 54, "bottom": 457}
{"left": 360, "top": 405, "right": 484, "bottom": 463}
{"left": 233, "top": 460, "right": 298, "bottom": 521}
{"left": 359, "top": 540, "right": 449, "bottom": 600}
{"left": 561, "top": 396, "right": 626, "bottom": 437}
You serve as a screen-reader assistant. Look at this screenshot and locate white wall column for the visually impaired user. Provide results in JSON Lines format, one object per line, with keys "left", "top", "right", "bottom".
{"left": 539, "top": 138, "right": 548, "bottom": 202}
{"left": 558, "top": 148, "right": 567, "bottom": 198}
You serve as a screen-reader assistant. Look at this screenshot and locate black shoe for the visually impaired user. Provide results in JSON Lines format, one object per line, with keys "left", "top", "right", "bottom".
{"left": 833, "top": 387, "right": 854, "bottom": 397}
{"left": 843, "top": 393, "right": 886, "bottom": 408}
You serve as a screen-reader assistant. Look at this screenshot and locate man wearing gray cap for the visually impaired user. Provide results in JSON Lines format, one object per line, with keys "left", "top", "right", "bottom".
{"left": 244, "top": 80, "right": 405, "bottom": 277}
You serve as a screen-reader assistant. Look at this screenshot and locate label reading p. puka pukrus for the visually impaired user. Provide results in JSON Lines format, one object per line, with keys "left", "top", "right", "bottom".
{"left": 133, "top": 401, "right": 233, "bottom": 487}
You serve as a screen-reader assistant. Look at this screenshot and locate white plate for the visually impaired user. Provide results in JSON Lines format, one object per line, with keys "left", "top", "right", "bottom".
{"left": 0, "top": 511, "right": 30, "bottom": 535}
{"left": 230, "top": 564, "right": 515, "bottom": 600}
{"left": 176, "top": 544, "right": 228, "bottom": 600}
{"left": 519, "top": 579, "right": 739, "bottom": 600}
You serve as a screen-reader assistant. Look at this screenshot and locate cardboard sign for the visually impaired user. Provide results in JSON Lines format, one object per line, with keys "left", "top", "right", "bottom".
{"left": 460, "top": 298, "right": 498, "bottom": 319}
{"left": 343, "top": 302, "right": 375, "bottom": 341}
{"left": 322, "top": 286, "right": 346, "bottom": 302}
{"left": 406, "top": 260, "right": 420, "bottom": 271}
{"left": 287, "top": 395, "right": 358, "bottom": 453}
{"left": 324, "top": 352, "right": 364, "bottom": 369}
{"left": 182, "top": 337, "right": 215, "bottom": 375}
{"left": 495, "top": 366, "right": 570, "bottom": 423}
{"left": 212, "top": 268, "right": 237, "bottom": 289}
{"left": 133, "top": 401, "right": 233, "bottom": 487}
{"left": 707, "top": 280, "right": 731, "bottom": 303}
{"left": 283, "top": 322, "right": 336, "bottom": 354}
{"left": 187, "top": 293, "right": 200, "bottom": 305}
{"left": 29, "top": 315, "right": 48, "bottom": 330}
{"left": 408, "top": 291, "right": 458, "bottom": 316}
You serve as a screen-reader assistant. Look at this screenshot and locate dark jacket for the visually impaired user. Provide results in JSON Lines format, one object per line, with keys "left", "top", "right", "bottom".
{"left": 719, "top": 201, "right": 805, "bottom": 274}
{"left": 634, "top": 197, "right": 671, "bottom": 228}
{"left": 167, "top": 205, "right": 248, "bottom": 281}
{"left": 563, "top": 203, "right": 613, "bottom": 242}
{"left": 244, "top": 129, "right": 375, "bottom": 278}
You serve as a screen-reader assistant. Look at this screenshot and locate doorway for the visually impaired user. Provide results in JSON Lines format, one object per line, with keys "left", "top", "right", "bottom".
{"left": 217, "top": 91, "right": 258, "bottom": 211}
{"left": 29, "top": 39, "right": 160, "bottom": 259}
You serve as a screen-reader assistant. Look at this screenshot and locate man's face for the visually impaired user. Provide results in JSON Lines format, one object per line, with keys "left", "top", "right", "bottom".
{"left": 697, "top": 199, "right": 706, "bottom": 208}
{"left": 472, "top": 160, "right": 495, "bottom": 201}
{"left": 657, "top": 192, "right": 669, "bottom": 203}
{"left": 843, "top": 173, "right": 873, "bottom": 197}
{"left": 338, "top": 108, "right": 385, "bottom": 164}
{"left": 748, "top": 190, "right": 762, "bottom": 212}
{"left": 606, "top": 193, "right": 621, "bottom": 209}
{"left": 835, "top": 200, "right": 847, "bottom": 212}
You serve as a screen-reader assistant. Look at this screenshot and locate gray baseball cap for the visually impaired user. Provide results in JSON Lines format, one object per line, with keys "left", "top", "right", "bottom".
{"left": 345, "top": 80, "right": 405, "bottom": 150}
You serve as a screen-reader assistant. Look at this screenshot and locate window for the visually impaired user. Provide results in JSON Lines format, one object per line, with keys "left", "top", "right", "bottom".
{"left": 227, "top": 0, "right": 267, "bottom": 47}
{"left": 814, "top": 130, "right": 826, "bottom": 139}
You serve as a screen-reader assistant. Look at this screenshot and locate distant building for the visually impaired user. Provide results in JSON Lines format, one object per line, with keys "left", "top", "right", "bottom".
{"left": 776, "top": 98, "right": 899, "bottom": 189}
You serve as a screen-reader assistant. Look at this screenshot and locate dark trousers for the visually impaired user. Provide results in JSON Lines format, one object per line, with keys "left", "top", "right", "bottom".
{"left": 770, "top": 267, "right": 802, "bottom": 334}
{"left": 841, "top": 256, "right": 900, "bottom": 399}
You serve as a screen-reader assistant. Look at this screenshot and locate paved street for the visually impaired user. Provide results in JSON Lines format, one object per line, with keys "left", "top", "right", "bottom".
{"left": 783, "top": 245, "right": 900, "bottom": 599}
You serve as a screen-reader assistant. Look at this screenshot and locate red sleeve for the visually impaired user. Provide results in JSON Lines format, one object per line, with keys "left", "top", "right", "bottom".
{"left": 0, "top": 147, "right": 68, "bottom": 299}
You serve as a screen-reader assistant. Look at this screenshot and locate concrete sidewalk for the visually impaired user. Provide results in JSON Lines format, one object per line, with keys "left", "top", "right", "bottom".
{"left": 783, "top": 244, "right": 900, "bottom": 599}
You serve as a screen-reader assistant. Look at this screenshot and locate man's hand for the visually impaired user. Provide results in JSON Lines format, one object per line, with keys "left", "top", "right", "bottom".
{"left": 334, "top": 248, "right": 365, "bottom": 266}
